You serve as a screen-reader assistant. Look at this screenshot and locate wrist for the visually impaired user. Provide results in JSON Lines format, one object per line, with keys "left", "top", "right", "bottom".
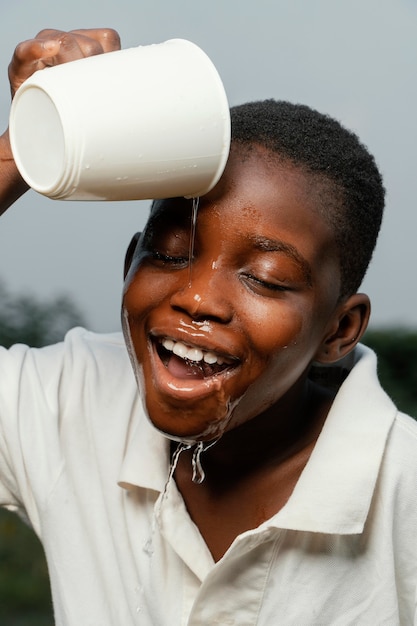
{"left": 0, "top": 128, "right": 14, "bottom": 161}
{"left": 0, "top": 129, "right": 29, "bottom": 213}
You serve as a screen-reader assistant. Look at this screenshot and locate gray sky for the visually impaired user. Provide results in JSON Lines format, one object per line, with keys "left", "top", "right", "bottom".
{"left": 0, "top": 0, "right": 416, "bottom": 332}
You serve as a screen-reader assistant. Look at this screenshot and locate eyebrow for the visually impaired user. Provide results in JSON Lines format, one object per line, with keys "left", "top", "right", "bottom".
{"left": 249, "top": 235, "right": 313, "bottom": 286}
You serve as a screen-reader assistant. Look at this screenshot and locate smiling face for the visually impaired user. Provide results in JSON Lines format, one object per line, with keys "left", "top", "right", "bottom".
{"left": 122, "top": 145, "right": 351, "bottom": 443}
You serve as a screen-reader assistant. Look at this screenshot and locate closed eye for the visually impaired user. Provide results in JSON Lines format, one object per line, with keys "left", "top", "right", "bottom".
{"left": 242, "top": 273, "right": 290, "bottom": 294}
{"left": 151, "top": 251, "right": 189, "bottom": 267}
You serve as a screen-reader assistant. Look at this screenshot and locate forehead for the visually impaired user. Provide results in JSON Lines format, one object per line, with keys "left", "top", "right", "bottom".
{"left": 151, "top": 143, "right": 332, "bottom": 222}
{"left": 201, "top": 143, "right": 314, "bottom": 211}
{"left": 146, "top": 145, "right": 340, "bottom": 281}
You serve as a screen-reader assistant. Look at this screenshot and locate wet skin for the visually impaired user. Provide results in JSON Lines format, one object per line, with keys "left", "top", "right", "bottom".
{"left": 122, "top": 145, "right": 358, "bottom": 448}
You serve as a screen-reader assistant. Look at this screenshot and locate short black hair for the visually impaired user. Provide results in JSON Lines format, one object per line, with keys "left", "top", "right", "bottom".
{"left": 230, "top": 100, "right": 385, "bottom": 299}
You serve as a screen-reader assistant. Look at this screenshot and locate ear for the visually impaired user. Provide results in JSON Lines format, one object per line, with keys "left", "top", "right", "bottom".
{"left": 123, "top": 232, "right": 142, "bottom": 279}
{"left": 314, "top": 293, "right": 371, "bottom": 364}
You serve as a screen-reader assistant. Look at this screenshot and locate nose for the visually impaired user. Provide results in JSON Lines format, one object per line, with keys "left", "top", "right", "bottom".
{"left": 169, "top": 261, "right": 234, "bottom": 323}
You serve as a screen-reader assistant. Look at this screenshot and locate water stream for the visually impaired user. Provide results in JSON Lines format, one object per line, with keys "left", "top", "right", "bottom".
{"left": 188, "top": 196, "right": 200, "bottom": 286}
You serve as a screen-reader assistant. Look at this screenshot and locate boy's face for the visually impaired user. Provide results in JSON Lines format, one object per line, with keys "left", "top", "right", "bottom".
{"left": 122, "top": 145, "right": 343, "bottom": 443}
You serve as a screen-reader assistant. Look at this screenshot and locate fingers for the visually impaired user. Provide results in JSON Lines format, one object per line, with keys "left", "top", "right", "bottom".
{"left": 8, "top": 28, "right": 121, "bottom": 97}
{"left": 68, "top": 28, "right": 121, "bottom": 53}
{"left": 36, "top": 27, "right": 121, "bottom": 56}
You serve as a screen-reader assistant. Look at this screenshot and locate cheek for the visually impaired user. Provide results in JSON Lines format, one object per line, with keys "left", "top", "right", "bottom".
{"left": 242, "top": 299, "right": 307, "bottom": 356}
{"left": 225, "top": 306, "right": 317, "bottom": 430}
{"left": 239, "top": 296, "right": 326, "bottom": 399}
{"left": 122, "top": 270, "right": 158, "bottom": 369}
{"left": 123, "top": 280, "right": 144, "bottom": 318}
{"left": 123, "top": 264, "right": 168, "bottom": 318}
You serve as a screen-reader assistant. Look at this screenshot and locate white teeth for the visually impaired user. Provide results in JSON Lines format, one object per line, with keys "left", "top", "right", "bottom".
{"left": 160, "top": 338, "right": 231, "bottom": 366}
{"left": 187, "top": 348, "right": 204, "bottom": 362}
{"left": 162, "top": 338, "right": 175, "bottom": 351}
{"left": 203, "top": 352, "right": 217, "bottom": 364}
{"left": 173, "top": 342, "right": 189, "bottom": 358}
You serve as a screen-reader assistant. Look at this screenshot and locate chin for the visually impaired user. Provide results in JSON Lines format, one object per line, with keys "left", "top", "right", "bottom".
{"left": 144, "top": 401, "right": 233, "bottom": 445}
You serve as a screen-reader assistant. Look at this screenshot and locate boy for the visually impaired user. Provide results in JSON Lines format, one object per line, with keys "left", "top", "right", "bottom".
{"left": 1, "top": 28, "right": 417, "bottom": 625}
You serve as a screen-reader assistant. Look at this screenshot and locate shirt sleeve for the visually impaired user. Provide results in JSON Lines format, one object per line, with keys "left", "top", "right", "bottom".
{"left": 0, "top": 339, "right": 69, "bottom": 530}
{"left": 0, "top": 328, "right": 135, "bottom": 535}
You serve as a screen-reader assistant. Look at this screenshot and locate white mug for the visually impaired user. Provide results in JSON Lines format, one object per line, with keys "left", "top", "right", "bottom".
{"left": 9, "top": 39, "right": 230, "bottom": 201}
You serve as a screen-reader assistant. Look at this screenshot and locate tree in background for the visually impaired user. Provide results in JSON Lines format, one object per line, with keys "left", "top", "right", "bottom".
{"left": 0, "top": 280, "right": 85, "bottom": 348}
{"left": 363, "top": 328, "right": 417, "bottom": 419}
{"left": 0, "top": 281, "right": 86, "bottom": 626}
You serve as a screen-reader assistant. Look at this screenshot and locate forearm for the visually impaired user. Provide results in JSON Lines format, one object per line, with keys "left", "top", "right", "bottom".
{"left": 0, "top": 130, "right": 29, "bottom": 215}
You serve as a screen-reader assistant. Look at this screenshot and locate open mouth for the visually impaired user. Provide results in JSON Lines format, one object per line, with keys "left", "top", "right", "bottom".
{"left": 155, "top": 337, "right": 238, "bottom": 380}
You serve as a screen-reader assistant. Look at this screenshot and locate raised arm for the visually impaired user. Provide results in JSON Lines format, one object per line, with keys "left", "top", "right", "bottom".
{"left": 0, "top": 28, "right": 121, "bottom": 214}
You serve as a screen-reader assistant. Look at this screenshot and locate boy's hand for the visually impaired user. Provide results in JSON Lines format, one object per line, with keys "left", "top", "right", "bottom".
{"left": 1, "top": 28, "right": 121, "bottom": 213}
{"left": 8, "top": 28, "right": 121, "bottom": 97}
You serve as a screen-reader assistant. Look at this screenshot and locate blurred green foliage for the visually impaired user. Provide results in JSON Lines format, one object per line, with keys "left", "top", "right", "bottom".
{"left": 0, "top": 509, "right": 53, "bottom": 624}
{"left": 0, "top": 280, "right": 85, "bottom": 349}
{"left": 363, "top": 328, "right": 417, "bottom": 419}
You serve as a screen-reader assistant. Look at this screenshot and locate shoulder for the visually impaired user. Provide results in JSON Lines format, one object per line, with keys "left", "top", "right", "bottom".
{"left": 53, "top": 326, "right": 135, "bottom": 395}
{"left": 32, "top": 326, "right": 130, "bottom": 370}
{"left": 60, "top": 325, "right": 127, "bottom": 352}
{"left": 0, "top": 327, "right": 135, "bottom": 408}
{"left": 60, "top": 326, "right": 129, "bottom": 364}
{"left": 376, "top": 411, "right": 417, "bottom": 524}
{"left": 385, "top": 411, "right": 417, "bottom": 469}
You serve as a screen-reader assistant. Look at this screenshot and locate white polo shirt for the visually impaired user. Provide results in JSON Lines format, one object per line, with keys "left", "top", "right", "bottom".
{"left": 0, "top": 328, "right": 416, "bottom": 625}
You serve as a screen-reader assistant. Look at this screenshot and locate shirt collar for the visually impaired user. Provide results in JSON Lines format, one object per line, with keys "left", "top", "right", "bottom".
{"left": 118, "top": 345, "right": 397, "bottom": 535}
{"left": 118, "top": 408, "right": 170, "bottom": 494}
{"left": 269, "top": 345, "right": 396, "bottom": 534}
